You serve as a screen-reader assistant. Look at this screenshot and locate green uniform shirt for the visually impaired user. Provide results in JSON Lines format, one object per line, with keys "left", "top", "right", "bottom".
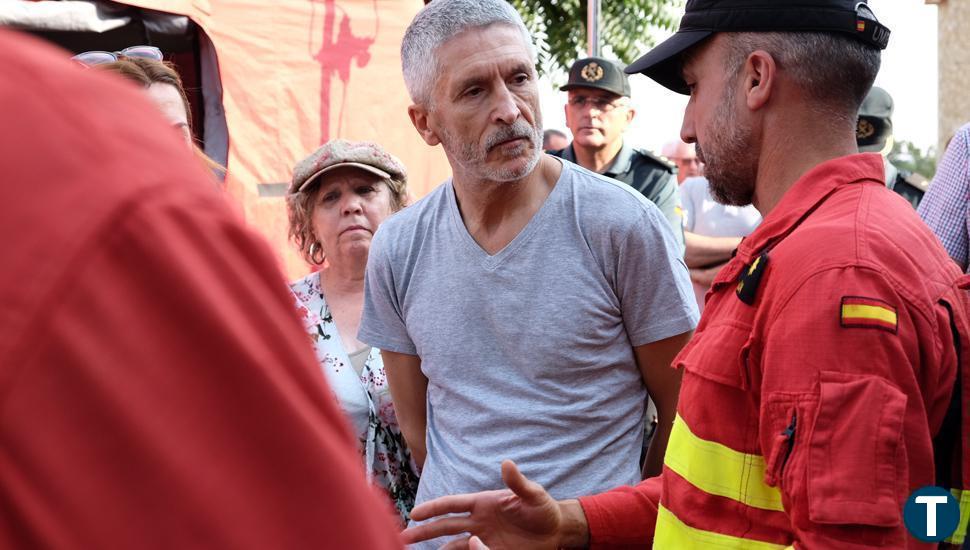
{"left": 552, "top": 142, "right": 684, "bottom": 251}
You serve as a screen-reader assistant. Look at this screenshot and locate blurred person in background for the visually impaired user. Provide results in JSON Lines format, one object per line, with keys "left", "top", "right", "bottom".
{"left": 287, "top": 139, "right": 420, "bottom": 523}
{"left": 856, "top": 86, "right": 928, "bottom": 208}
{"left": 1, "top": 30, "right": 402, "bottom": 550}
{"left": 680, "top": 175, "right": 761, "bottom": 312}
{"left": 662, "top": 139, "right": 702, "bottom": 184}
{"left": 75, "top": 47, "right": 224, "bottom": 176}
{"left": 541, "top": 129, "right": 569, "bottom": 152}
{"left": 919, "top": 123, "right": 970, "bottom": 272}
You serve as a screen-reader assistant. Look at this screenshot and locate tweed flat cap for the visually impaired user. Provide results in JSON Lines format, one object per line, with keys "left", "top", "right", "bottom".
{"left": 290, "top": 139, "right": 407, "bottom": 194}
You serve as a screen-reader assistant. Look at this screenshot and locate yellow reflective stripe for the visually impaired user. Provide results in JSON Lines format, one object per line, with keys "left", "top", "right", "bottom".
{"left": 655, "top": 505, "right": 788, "bottom": 549}
{"left": 841, "top": 304, "right": 897, "bottom": 325}
{"left": 946, "top": 488, "right": 970, "bottom": 545}
{"left": 664, "top": 414, "right": 785, "bottom": 512}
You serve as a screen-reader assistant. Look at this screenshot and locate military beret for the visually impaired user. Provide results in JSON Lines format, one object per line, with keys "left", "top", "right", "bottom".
{"left": 290, "top": 139, "right": 407, "bottom": 195}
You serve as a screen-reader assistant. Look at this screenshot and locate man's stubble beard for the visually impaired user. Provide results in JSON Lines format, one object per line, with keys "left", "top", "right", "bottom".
{"left": 440, "top": 115, "right": 544, "bottom": 184}
{"left": 699, "top": 82, "right": 758, "bottom": 207}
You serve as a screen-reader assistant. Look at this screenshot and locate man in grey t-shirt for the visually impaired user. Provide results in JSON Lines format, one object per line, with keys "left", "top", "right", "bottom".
{"left": 359, "top": 1, "right": 698, "bottom": 545}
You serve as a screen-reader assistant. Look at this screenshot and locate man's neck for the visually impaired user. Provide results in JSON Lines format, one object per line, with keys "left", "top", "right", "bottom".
{"left": 451, "top": 155, "right": 561, "bottom": 254}
{"left": 573, "top": 139, "right": 624, "bottom": 174}
{"left": 752, "top": 123, "right": 859, "bottom": 216}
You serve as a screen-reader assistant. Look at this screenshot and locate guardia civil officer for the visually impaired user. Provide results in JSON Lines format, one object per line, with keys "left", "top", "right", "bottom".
{"left": 857, "top": 85, "right": 929, "bottom": 208}
{"left": 551, "top": 57, "right": 683, "bottom": 249}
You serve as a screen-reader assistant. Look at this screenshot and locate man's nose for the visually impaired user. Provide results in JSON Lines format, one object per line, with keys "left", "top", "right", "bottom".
{"left": 491, "top": 84, "right": 520, "bottom": 126}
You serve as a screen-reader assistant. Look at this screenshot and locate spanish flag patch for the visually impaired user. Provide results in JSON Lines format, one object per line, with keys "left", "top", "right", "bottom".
{"left": 840, "top": 296, "right": 897, "bottom": 333}
{"left": 856, "top": 20, "right": 866, "bottom": 32}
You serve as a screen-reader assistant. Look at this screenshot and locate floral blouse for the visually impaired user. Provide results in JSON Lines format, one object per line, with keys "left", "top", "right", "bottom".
{"left": 289, "top": 272, "right": 419, "bottom": 523}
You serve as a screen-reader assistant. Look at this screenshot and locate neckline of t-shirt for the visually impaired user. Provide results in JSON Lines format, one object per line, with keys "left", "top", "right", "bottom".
{"left": 446, "top": 158, "right": 569, "bottom": 270}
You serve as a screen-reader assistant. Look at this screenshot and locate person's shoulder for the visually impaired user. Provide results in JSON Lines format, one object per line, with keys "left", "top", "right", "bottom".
{"left": 561, "top": 160, "right": 665, "bottom": 228}
{"left": 378, "top": 181, "right": 449, "bottom": 231}
{"left": 630, "top": 148, "right": 674, "bottom": 174}
{"left": 370, "top": 180, "right": 450, "bottom": 258}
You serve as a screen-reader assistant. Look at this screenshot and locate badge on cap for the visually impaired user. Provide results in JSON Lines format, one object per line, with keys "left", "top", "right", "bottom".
{"left": 581, "top": 62, "right": 604, "bottom": 82}
{"left": 857, "top": 119, "right": 876, "bottom": 141}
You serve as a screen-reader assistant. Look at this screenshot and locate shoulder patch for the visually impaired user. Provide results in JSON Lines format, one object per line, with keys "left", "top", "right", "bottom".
{"left": 840, "top": 296, "right": 898, "bottom": 333}
{"left": 736, "top": 252, "right": 769, "bottom": 306}
{"left": 634, "top": 148, "right": 674, "bottom": 172}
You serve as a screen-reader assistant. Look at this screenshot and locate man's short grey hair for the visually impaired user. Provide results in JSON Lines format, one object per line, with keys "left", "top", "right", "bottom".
{"left": 402, "top": 0, "right": 537, "bottom": 106}
{"left": 722, "top": 32, "right": 881, "bottom": 127}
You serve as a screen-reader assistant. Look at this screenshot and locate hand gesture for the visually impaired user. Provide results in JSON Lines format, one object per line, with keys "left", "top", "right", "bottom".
{"left": 402, "top": 460, "right": 563, "bottom": 550}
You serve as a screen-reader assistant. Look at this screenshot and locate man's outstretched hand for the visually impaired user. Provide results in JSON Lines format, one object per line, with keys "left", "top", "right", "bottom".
{"left": 402, "top": 460, "right": 590, "bottom": 549}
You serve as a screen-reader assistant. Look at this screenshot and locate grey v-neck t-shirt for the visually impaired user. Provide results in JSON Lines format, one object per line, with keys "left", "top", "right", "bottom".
{"left": 360, "top": 159, "right": 698, "bottom": 534}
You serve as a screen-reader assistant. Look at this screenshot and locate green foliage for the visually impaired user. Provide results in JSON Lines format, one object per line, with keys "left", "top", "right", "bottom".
{"left": 509, "top": 0, "right": 679, "bottom": 82}
{"left": 889, "top": 140, "right": 938, "bottom": 179}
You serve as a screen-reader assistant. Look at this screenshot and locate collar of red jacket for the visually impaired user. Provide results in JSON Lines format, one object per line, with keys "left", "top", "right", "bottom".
{"left": 733, "top": 152, "right": 885, "bottom": 265}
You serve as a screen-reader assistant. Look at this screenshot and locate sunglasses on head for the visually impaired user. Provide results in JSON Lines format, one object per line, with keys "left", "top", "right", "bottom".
{"left": 71, "top": 46, "right": 163, "bottom": 67}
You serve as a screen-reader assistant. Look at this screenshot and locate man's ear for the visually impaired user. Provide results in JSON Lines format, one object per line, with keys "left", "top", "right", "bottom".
{"left": 744, "top": 50, "right": 775, "bottom": 111}
{"left": 408, "top": 104, "right": 441, "bottom": 146}
{"left": 625, "top": 105, "right": 636, "bottom": 125}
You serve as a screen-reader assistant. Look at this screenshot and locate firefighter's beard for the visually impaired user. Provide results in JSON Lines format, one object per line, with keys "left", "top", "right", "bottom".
{"left": 698, "top": 85, "right": 757, "bottom": 207}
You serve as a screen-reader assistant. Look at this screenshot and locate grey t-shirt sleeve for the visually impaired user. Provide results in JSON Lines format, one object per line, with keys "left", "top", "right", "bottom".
{"left": 358, "top": 227, "right": 417, "bottom": 355}
{"left": 617, "top": 207, "right": 699, "bottom": 347}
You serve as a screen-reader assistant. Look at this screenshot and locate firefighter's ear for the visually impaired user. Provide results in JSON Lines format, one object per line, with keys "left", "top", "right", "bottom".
{"left": 408, "top": 104, "right": 441, "bottom": 146}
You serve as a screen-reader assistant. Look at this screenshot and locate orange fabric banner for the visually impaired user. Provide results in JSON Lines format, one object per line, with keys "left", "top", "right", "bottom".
{"left": 122, "top": 0, "right": 450, "bottom": 278}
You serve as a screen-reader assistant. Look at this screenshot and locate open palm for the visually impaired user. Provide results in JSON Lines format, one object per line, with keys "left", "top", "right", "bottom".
{"left": 402, "top": 460, "right": 563, "bottom": 550}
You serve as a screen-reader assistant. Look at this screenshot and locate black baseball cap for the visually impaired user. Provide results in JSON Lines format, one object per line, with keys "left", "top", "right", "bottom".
{"left": 625, "top": 0, "right": 891, "bottom": 94}
{"left": 560, "top": 57, "right": 631, "bottom": 97}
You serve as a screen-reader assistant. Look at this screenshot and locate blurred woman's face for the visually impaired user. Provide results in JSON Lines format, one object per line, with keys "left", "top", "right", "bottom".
{"left": 146, "top": 82, "right": 192, "bottom": 147}
{"left": 310, "top": 166, "right": 395, "bottom": 263}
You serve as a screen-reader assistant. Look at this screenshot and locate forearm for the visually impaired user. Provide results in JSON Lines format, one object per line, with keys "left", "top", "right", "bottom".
{"left": 684, "top": 232, "right": 742, "bottom": 268}
{"left": 402, "top": 422, "right": 427, "bottom": 468}
{"left": 641, "top": 416, "right": 672, "bottom": 479}
{"left": 689, "top": 263, "right": 724, "bottom": 288}
{"left": 382, "top": 350, "right": 428, "bottom": 469}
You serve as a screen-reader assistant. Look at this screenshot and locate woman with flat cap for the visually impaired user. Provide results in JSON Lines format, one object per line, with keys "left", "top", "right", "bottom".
{"left": 286, "top": 139, "right": 418, "bottom": 523}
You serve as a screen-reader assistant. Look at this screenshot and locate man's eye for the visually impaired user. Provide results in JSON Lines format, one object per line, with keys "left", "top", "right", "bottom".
{"left": 512, "top": 73, "right": 529, "bottom": 84}
{"left": 464, "top": 87, "right": 483, "bottom": 98}
{"left": 357, "top": 186, "right": 375, "bottom": 195}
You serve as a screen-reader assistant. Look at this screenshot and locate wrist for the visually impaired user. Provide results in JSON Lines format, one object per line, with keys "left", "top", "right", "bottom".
{"left": 557, "top": 499, "right": 590, "bottom": 549}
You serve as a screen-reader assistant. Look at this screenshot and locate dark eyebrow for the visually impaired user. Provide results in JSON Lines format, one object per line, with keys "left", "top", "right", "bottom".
{"left": 453, "top": 76, "right": 488, "bottom": 94}
{"left": 508, "top": 62, "right": 532, "bottom": 76}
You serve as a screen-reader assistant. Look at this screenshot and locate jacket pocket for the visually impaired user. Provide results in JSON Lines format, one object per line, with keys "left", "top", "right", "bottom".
{"left": 806, "top": 371, "right": 908, "bottom": 527}
{"left": 674, "top": 321, "right": 752, "bottom": 390}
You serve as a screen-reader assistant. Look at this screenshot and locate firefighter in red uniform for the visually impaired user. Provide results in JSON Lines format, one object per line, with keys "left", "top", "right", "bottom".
{"left": 401, "top": 1, "right": 970, "bottom": 548}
